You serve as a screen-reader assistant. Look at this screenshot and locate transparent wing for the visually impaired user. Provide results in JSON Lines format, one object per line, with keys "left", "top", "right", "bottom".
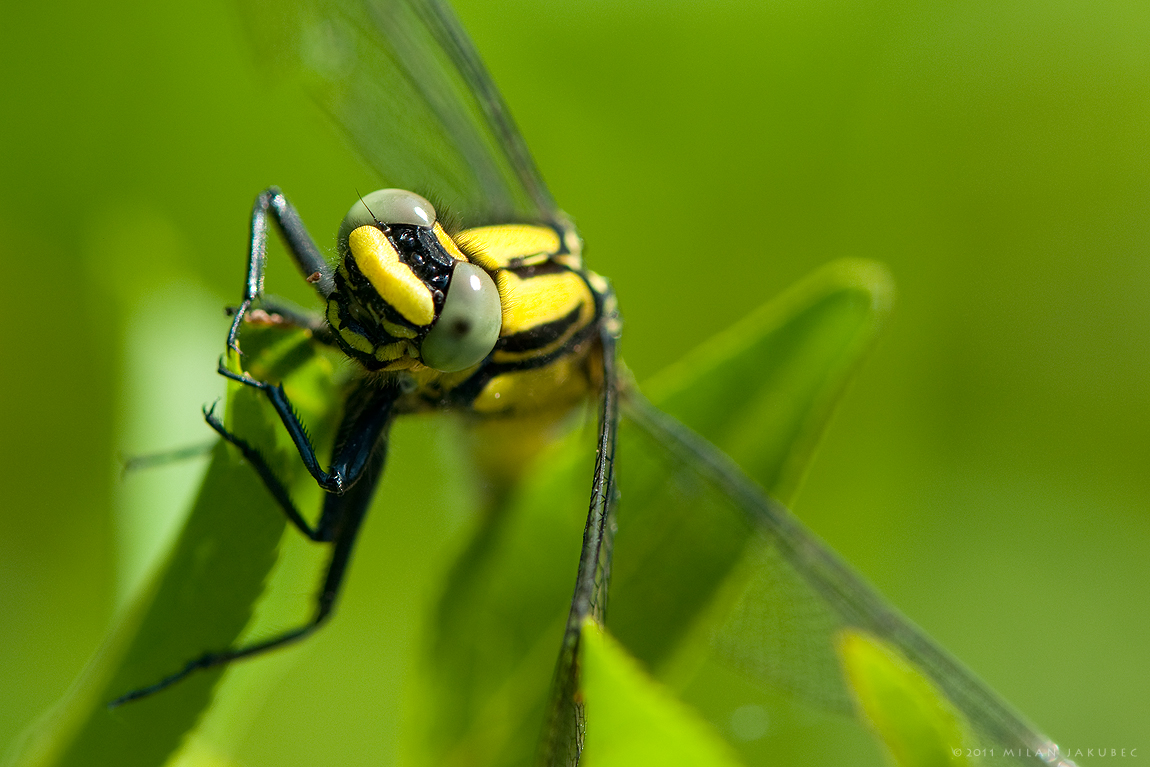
{"left": 612, "top": 391, "right": 1076, "bottom": 767}
{"left": 409, "top": 261, "right": 1078, "bottom": 767}
{"left": 238, "top": 0, "right": 558, "bottom": 225}
{"left": 539, "top": 321, "right": 622, "bottom": 767}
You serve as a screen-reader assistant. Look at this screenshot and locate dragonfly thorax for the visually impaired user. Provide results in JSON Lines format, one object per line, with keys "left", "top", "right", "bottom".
{"left": 325, "top": 189, "right": 502, "bottom": 374}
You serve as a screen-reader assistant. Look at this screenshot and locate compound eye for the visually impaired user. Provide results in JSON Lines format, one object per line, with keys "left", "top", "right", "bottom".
{"left": 421, "top": 262, "right": 502, "bottom": 372}
{"left": 338, "top": 189, "right": 437, "bottom": 252}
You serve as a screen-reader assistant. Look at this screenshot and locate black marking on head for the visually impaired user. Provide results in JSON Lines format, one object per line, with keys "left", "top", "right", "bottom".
{"left": 389, "top": 224, "right": 454, "bottom": 296}
{"left": 337, "top": 257, "right": 424, "bottom": 334}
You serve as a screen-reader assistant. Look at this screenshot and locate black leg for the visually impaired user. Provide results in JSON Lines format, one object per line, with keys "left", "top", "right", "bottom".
{"left": 203, "top": 400, "right": 322, "bottom": 541}
{"left": 205, "top": 376, "right": 399, "bottom": 538}
{"left": 215, "top": 361, "right": 397, "bottom": 496}
{"left": 228, "top": 187, "right": 335, "bottom": 354}
{"left": 229, "top": 298, "right": 338, "bottom": 348}
{"left": 111, "top": 385, "right": 397, "bottom": 706}
{"left": 215, "top": 361, "right": 341, "bottom": 493}
{"left": 109, "top": 189, "right": 385, "bottom": 708}
{"left": 108, "top": 443, "right": 386, "bottom": 708}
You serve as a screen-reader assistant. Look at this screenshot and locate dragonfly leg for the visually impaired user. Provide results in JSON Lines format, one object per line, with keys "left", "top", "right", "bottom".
{"left": 228, "top": 187, "right": 334, "bottom": 354}
{"left": 110, "top": 387, "right": 396, "bottom": 706}
{"left": 203, "top": 400, "right": 323, "bottom": 540}
{"left": 227, "top": 298, "right": 338, "bottom": 347}
{"left": 108, "top": 445, "right": 383, "bottom": 707}
{"left": 214, "top": 358, "right": 345, "bottom": 493}
{"left": 205, "top": 374, "right": 398, "bottom": 539}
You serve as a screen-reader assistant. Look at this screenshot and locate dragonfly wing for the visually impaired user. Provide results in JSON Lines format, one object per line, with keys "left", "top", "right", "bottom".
{"left": 617, "top": 391, "right": 1075, "bottom": 767}
{"left": 539, "top": 312, "right": 623, "bottom": 767}
{"left": 238, "top": 0, "right": 558, "bottom": 225}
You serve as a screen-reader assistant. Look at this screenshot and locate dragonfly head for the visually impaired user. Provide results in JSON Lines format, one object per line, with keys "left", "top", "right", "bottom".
{"left": 327, "top": 189, "right": 503, "bottom": 373}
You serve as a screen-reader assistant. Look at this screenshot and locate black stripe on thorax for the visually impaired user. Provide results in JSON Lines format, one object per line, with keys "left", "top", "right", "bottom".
{"left": 495, "top": 303, "right": 585, "bottom": 354}
{"left": 425, "top": 311, "right": 602, "bottom": 410}
{"left": 503, "top": 260, "right": 570, "bottom": 277}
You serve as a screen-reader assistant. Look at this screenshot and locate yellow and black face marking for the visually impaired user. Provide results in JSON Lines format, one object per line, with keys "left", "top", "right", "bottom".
{"left": 325, "top": 189, "right": 500, "bottom": 373}
{"left": 320, "top": 189, "right": 611, "bottom": 417}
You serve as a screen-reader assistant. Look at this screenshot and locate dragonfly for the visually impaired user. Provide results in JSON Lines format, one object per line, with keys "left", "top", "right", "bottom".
{"left": 11, "top": 1, "right": 1081, "bottom": 766}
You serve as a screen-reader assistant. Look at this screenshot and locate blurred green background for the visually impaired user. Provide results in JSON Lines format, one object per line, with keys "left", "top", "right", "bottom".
{"left": 1, "top": 0, "right": 1147, "bottom": 764}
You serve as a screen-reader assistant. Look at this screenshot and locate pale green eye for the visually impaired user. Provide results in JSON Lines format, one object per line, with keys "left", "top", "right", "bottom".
{"left": 338, "top": 189, "right": 437, "bottom": 253}
{"left": 421, "top": 262, "right": 502, "bottom": 372}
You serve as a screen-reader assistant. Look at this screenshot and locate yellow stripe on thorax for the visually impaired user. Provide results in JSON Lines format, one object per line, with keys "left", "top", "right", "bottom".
{"left": 457, "top": 225, "right": 561, "bottom": 270}
{"left": 494, "top": 269, "right": 594, "bottom": 337}
{"left": 348, "top": 226, "right": 435, "bottom": 326}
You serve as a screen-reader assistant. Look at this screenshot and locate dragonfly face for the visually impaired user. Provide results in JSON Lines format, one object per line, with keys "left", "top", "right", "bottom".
{"left": 323, "top": 188, "right": 614, "bottom": 422}
{"left": 325, "top": 188, "right": 504, "bottom": 373}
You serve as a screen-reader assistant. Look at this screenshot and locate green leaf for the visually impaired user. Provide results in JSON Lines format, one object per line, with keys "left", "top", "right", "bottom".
{"left": 167, "top": 737, "right": 247, "bottom": 767}
{"left": 6, "top": 327, "right": 341, "bottom": 767}
{"left": 9, "top": 259, "right": 894, "bottom": 767}
{"left": 609, "top": 259, "right": 894, "bottom": 671}
{"left": 837, "top": 630, "right": 971, "bottom": 767}
{"left": 409, "top": 260, "right": 892, "bottom": 766}
{"left": 645, "top": 258, "right": 893, "bottom": 503}
{"left": 580, "top": 620, "right": 745, "bottom": 767}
